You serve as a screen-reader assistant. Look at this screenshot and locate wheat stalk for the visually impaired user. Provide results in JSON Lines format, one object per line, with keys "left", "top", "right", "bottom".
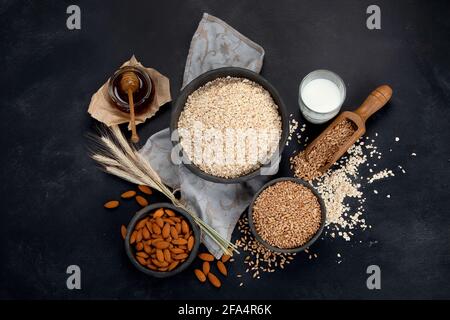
{"left": 89, "top": 125, "right": 238, "bottom": 256}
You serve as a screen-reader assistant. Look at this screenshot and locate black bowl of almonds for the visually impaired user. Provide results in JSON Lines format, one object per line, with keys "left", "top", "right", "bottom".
{"left": 248, "top": 177, "right": 326, "bottom": 253}
{"left": 125, "top": 203, "right": 200, "bottom": 278}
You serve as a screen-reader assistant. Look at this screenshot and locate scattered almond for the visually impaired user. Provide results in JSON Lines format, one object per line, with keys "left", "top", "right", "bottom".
{"left": 135, "top": 195, "right": 148, "bottom": 207}
{"left": 221, "top": 254, "right": 231, "bottom": 263}
{"left": 121, "top": 190, "right": 136, "bottom": 199}
{"left": 138, "top": 185, "right": 153, "bottom": 195}
{"left": 217, "top": 261, "right": 227, "bottom": 276}
{"left": 202, "top": 261, "right": 210, "bottom": 275}
{"left": 120, "top": 225, "right": 127, "bottom": 240}
{"left": 207, "top": 272, "right": 221, "bottom": 288}
{"left": 195, "top": 269, "right": 206, "bottom": 282}
{"left": 104, "top": 200, "right": 119, "bottom": 209}
{"left": 198, "top": 253, "right": 214, "bottom": 262}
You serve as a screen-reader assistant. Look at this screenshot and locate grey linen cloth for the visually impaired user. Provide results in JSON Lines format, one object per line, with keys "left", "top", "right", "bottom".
{"left": 140, "top": 13, "right": 270, "bottom": 258}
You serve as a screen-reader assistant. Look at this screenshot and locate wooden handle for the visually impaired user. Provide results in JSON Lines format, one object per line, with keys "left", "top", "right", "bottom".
{"left": 354, "top": 85, "right": 393, "bottom": 122}
{"left": 128, "top": 89, "right": 139, "bottom": 143}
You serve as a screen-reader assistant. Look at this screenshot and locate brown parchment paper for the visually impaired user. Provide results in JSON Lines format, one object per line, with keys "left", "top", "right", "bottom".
{"left": 87, "top": 55, "right": 171, "bottom": 129}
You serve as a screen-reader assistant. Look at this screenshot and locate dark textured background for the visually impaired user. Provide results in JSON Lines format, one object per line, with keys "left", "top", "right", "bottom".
{"left": 1, "top": 0, "right": 449, "bottom": 300}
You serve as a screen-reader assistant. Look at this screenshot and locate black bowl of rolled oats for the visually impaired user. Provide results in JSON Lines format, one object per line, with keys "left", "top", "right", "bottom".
{"left": 170, "top": 67, "right": 289, "bottom": 184}
{"left": 248, "top": 177, "right": 326, "bottom": 253}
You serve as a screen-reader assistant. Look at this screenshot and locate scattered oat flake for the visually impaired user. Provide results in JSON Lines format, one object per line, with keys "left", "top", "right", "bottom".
{"left": 368, "top": 169, "right": 395, "bottom": 183}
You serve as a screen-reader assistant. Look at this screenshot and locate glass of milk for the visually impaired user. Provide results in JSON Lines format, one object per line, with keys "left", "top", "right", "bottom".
{"left": 299, "top": 70, "right": 346, "bottom": 124}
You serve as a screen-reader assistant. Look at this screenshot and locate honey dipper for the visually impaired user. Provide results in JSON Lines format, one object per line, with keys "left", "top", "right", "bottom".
{"left": 120, "top": 71, "right": 140, "bottom": 143}
{"left": 305, "top": 85, "right": 393, "bottom": 174}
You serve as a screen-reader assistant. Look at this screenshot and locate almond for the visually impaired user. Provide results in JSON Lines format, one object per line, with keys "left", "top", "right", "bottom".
{"left": 138, "top": 185, "right": 153, "bottom": 195}
{"left": 174, "top": 253, "right": 188, "bottom": 260}
{"left": 170, "top": 248, "right": 184, "bottom": 254}
{"left": 145, "top": 221, "right": 153, "bottom": 232}
{"left": 221, "top": 254, "right": 231, "bottom": 263}
{"left": 135, "top": 195, "right": 148, "bottom": 207}
{"left": 144, "top": 244, "right": 152, "bottom": 254}
{"left": 136, "top": 229, "right": 143, "bottom": 242}
{"left": 153, "top": 208, "right": 165, "bottom": 218}
{"left": 187, "top": 236, "right": 194, "bottom": 251}
{"left": 154, "top": 241, "right": 170, "bottom": 249}
{"left": 217, "top": 261, "right": 227, "bottom": 276}
{"left": 194, "top": 269, "right": 206, "bottom": 283}
{"left": 163, "top": 218, "right": 175, "bottom": 225}
{"left": 136, "top": 219, "right": 147, "bottom": 230}
{"left": 202, "top": 261, "right": 210, "bottom": 275}
{"left": 155, "top": 217, "right": 164, "bottom": 228}
{"left": 165, "top": 209, "right": 176, "bottom": 217}
{"left": 198, "top": 253, "right": 214, "bottom": 262}
{"left": 148, "top": 264, "right": 158, "bottom": 271}
{"left": 207, "top": 272, "right": 221, "bottom": 288}
{"left": 152, "top": 259, "right": 162, "bottom": 267}
{"left": 130, "top": 231, "right": 137, "bottom": 244}
{"left": 181, "top": 220, "right": 189, "bottom": 234}
{"left": 162, "top": 223, "right": 170, "bottom": 238}
{"left": 136, "top": 242, "right": 144, "bottom": 251}
{"left": 156, "top": 249, "right": 165, "bottom": 263}
{"left": 170, "top": 216, "right": 181, "bottom": 223}
{"left": 170, "top": 226, "right": 179, "bottom": 239}
{"left": 158, "top": 267, "right": 168, "bottom": 272}
{"left": 136, "top": 252, "right": 149, "bottom": 258}
{"left": 163, "top": 249, "right": 172, "bottom": 262}
{"left": 142, "top": 227, "right": 150, "bottom": 240}
{"left": 175, "top": 222, "right": 182, "bottom": 234}
{"left": 104, "top": 200, "right": 119, "bottom": 209}
{"left": 121, "top": 190, "right": 136, "bottom": 199}
{"left": 136, "top": 256, "right": 147, "bottom": 265}
{"left": 152, "top": 223, "right": 161, "bottom": 235}
{"left": 168, "top": 261, "right": 179, "bottom": 271}
{"left": 172, "top": 238, "right": 187, "bottom": 245}
{"left": 120, "top": 225, "right": 127, "bottom": 240}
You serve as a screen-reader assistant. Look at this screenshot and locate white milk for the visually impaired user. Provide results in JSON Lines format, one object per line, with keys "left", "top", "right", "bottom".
{"left": 301, "top": 78, "right": 341, "bottom": 113}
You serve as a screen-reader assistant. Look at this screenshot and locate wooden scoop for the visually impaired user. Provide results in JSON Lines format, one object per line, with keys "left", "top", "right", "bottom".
{"left": 120, "top": 71, "right": 140, "bottom": 143}
{"left": 305, "top": 85, "right": 393, "bottom": 173}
